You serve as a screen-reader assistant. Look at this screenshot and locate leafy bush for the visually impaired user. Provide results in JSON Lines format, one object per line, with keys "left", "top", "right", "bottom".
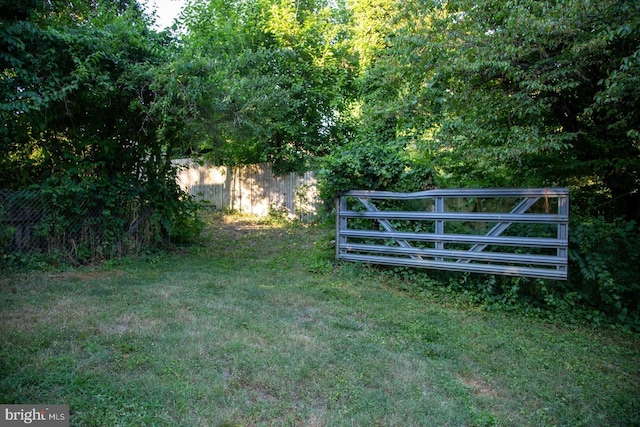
{"left": 568, "top": 216, "right": 640, "bottom": 325}
{"left": 317, "top": 139, "right": 432, "bottom": 204}
{"left": 0, "top": 176, "right": 204, "bottom": 269}
{"left": 0, "top": 1, "right": 207, "bottom": 269}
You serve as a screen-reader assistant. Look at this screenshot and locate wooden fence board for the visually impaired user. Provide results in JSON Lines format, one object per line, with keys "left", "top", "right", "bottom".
{"left": 174, "top": 160, "right": 322, "bottom": 220}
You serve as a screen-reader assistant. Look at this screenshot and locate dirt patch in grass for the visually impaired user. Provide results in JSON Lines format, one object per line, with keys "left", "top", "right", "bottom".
{"left": 460, "top": 375, "right": 498, "bottom": 398}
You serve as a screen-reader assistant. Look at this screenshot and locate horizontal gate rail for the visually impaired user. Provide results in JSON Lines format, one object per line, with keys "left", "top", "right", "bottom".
{"left": 336, "top": 188, "right": 569, "bottom": 280}
{"left": 339, "top": 211, "right": 565, "bottom": 223}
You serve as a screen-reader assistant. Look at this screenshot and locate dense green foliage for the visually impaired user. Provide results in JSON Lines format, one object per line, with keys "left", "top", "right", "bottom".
{"left": 317, "top": 0, "right": 640, "bottom": 328}
{"left": 1, "top": 0, "right": 202, "bottom": 264}
{"left": 322, "top": 0, "right": 639, "bottom": 214}
{"left": 177, "top": 0, "right": 357, "bottom": 173}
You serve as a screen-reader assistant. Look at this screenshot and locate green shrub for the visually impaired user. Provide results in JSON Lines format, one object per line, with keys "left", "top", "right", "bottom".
{"left": 317, "top": 139, "right": 432, "bottom": 204}
{"left": 0, "top": 175, "right": 204, "bottom": 269}
{"left": 568, "top": 216, "right": 640, "bottom": 325}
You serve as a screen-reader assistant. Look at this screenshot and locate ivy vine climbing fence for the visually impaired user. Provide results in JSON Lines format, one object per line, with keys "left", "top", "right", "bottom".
{"left": 336, "top": 188, "right": 569, "bottom": 280}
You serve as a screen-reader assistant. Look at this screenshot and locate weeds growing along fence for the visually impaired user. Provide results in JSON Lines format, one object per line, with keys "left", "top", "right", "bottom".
{"left": 0, "top": 189, "right": 159, "bottom": 267}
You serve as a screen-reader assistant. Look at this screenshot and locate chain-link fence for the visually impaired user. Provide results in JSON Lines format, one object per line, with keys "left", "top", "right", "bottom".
{"left": 0, "top": 190, "right": 157, "bottom": 266}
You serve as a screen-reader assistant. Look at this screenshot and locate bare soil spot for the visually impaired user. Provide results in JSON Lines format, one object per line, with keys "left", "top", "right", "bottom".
{"left": 460, "top": 375, "right": 498, "bottom": 398}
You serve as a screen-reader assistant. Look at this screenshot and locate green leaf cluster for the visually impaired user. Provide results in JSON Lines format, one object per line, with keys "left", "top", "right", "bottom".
{"left": 357, "top": 0, "right": 640, "bottom": 219}
{"left": 568, "top": 216, "right": 640, "bottom": 325}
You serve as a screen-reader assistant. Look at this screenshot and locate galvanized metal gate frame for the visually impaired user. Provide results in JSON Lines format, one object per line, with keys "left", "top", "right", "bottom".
{"left": 336, "top": 188, "right": 569, "bottom": 280}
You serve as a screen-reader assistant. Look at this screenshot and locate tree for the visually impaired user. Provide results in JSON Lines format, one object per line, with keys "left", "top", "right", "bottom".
{"left": 325, "top": 0, "right": 639, "bottom": 220}
{"left": 178, "top": 0, "right": 357, "bottom": 173}
{"left": 318, "top": 0, "right": 437, "bottom": 201}
{"left": 408, "top": 0, "right": 639, "bottom": 219}
{"left": 0, "top": 0, "right": 202, "bottom": 260}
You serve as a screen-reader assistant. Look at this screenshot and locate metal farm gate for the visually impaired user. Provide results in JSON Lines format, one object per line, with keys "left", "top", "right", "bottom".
{"left": 336, "top": 188, "right": 569, "bottom": 280}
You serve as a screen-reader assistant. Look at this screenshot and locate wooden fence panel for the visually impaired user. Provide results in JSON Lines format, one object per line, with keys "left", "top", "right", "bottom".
{"left": 174, "top": 160, "right": 322, "bottom": 220}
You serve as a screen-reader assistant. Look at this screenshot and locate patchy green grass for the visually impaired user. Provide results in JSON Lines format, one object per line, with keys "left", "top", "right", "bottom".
{"left": 1, "top": 212, "right": 638, "bottom": 426}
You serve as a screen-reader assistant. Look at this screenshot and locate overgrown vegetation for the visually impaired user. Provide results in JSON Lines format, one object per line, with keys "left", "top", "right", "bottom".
{"left": 0, "top": 0, "right": 204, "bottom": 265}
{"left": 315, "top": 0, "right": 640, "bottom": 330}
{"left": 1, "top": 0, "right": 638, "bottom": 325}
{"left": 1, "top": 213, "right": 638, "bottom": 426}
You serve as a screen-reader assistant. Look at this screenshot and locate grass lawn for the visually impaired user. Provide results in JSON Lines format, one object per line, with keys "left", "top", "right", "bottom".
{"left": 1, "top": 212, "right": 638, "bottom": 426}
